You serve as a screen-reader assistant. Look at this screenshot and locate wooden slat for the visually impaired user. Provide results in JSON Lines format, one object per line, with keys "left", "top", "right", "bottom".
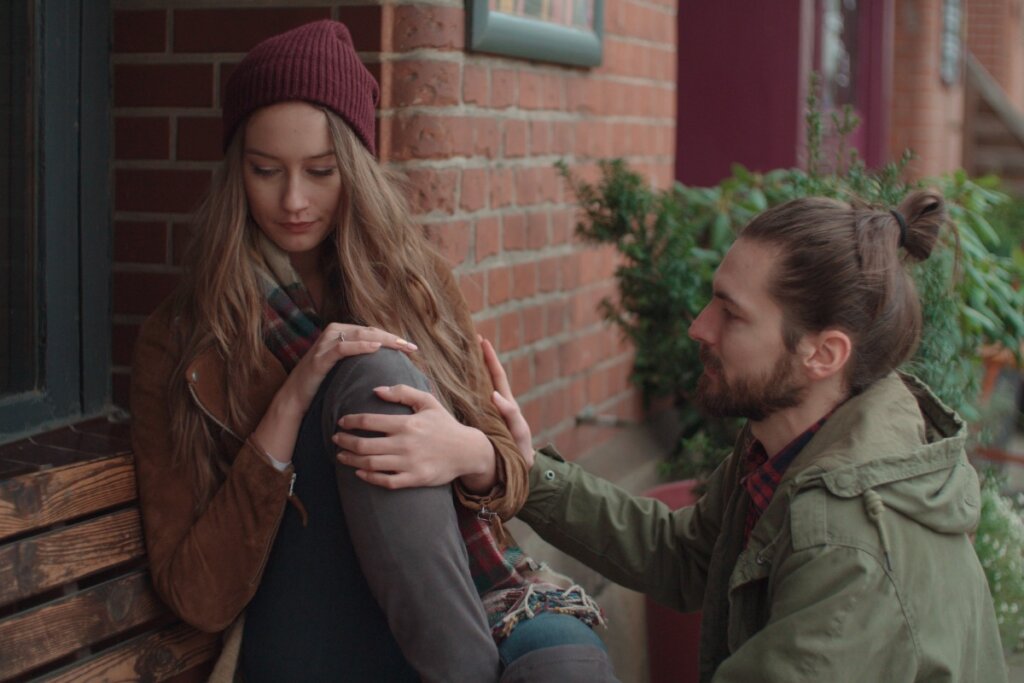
{"left": 0, "top": 508, "right": 145, "bottom": 607}
{"left": 0, "top": 570, "right": 167, "bottom": 680}
{"left": 38, "top": 622, "right": 219, "bottom": 683}
{"left": 0, "top": 454, "right": 135, "bottom": 542}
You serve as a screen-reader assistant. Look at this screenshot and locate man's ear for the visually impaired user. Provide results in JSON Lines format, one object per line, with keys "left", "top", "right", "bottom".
{"left": 797, "top": 329, "right": 851, "bottom": 381}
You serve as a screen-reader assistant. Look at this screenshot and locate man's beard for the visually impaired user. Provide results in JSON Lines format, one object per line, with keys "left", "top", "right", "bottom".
{"left": 695, "top": 346, "right": 806, "bottom": 421}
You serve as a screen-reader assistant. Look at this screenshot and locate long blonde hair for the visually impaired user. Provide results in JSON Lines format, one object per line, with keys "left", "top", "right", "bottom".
{"left": 170, "top": 109, "right": 486, "bottom": 505}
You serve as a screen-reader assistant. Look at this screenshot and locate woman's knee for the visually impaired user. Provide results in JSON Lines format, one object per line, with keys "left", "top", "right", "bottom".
{"left": 321, "top": 348, "right": 430, "bottom": 438}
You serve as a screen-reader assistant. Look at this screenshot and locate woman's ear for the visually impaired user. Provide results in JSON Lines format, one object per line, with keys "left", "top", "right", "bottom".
{"left": 797, "top": 329, "right": 851, "bottom": 381}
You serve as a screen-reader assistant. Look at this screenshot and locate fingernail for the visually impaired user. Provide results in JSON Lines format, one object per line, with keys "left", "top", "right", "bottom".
{"left": 337, "top": 418, "right": 346, "bottom": 428}
{"left": 374, "top": 385, "right": 389, "bottom": 392}
{"left": 398, "top": 338, "right": 419, "bottom": 350}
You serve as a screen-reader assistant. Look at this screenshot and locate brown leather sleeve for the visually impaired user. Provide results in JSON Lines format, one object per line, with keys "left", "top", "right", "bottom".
{"left": 130, "top": 304, "right": 293, "bottom": 632}
{"left": 431, "top": 255, "right": 530, "bottom": 520}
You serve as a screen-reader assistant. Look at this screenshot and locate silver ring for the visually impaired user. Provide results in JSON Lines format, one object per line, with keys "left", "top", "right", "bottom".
{"left": 337, "top": 332, "right": 346, "bottom": 343}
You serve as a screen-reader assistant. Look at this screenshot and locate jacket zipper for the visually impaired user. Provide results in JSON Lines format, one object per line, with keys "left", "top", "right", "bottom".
{"left": 187, "top": 382, "right": 291, "bottom": 585}
{"left": 186, "top": 382, "right": 243, "bottom": 442}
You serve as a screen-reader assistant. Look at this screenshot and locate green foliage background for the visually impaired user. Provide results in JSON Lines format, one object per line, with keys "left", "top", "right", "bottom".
{"left": 558, "top": 106, "right": 1024, "bottom": 479}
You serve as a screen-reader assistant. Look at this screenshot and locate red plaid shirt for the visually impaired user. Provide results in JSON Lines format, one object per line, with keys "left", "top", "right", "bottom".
{"left": 741, "top": 415, "right": 830, "bottom": 543}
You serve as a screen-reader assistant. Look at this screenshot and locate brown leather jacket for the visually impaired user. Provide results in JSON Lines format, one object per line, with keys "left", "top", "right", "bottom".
{"left": 130, "top": 259, "right": 527, "bottom": 636}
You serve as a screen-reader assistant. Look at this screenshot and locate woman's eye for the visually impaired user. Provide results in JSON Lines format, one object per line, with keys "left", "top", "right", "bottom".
{"left": 251, "top": 166, "right": 278, "bottom": 177}
{"left": 308, "top": 167, "right": 337, "bottom": 177}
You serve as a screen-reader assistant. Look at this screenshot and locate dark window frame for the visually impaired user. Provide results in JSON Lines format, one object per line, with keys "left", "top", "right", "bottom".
{"left": 0, "top": 0, "right": 111, "bottom": 440}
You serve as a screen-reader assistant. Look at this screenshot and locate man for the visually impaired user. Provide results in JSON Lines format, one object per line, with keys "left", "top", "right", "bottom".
{"left": 338, "top": 192, "right": 1008, "bottom": 682}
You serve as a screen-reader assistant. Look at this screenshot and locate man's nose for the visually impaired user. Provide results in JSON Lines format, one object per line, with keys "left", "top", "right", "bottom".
{"left": 688, "top": 304, "right": 713, "bottom": 344}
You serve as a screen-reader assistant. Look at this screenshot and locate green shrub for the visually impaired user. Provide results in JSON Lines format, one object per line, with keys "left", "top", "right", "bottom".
{"left": 975, "top": 473, "right": 1024, "bottom": 653}
{"left": 559, "top": 104, "right": 1024, "bottom": 480}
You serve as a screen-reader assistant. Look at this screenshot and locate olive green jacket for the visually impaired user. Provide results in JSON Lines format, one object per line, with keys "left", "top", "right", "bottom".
{"left": 519, "top": 373, "right": 1008, "bottom": 682}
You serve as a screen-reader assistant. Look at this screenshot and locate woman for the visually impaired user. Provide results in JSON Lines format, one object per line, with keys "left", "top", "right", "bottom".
{"left": 130, "top": 19, "right": 610, "bottom": 683}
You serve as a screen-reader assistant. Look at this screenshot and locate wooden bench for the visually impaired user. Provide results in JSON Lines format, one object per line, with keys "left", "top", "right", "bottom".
{"left": 0, "top": 419, "right": 218, "bottom": 682}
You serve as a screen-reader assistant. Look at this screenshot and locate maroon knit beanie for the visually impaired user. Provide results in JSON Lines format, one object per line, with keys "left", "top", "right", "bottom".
{"left": 222, "top": 20, "right": 379, "bottom": 155}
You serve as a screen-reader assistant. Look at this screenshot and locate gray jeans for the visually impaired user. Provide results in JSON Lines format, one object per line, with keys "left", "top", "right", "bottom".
{"left": 322, "top": 349, "right": 501, "bottom": 683}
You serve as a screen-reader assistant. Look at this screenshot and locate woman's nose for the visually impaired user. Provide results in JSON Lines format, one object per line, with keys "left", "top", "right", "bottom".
{"left": 281, "top": 175, "right": 309, "bottom": 214}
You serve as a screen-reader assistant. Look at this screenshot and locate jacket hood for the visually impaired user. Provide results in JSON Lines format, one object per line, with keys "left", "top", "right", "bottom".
{"left": 787, "top": 372, "right": 980, "bottom": 535}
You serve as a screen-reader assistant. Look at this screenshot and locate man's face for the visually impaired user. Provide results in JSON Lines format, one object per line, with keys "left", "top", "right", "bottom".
{"left": 687, "top": 239, "right": 807, "bottom": 421}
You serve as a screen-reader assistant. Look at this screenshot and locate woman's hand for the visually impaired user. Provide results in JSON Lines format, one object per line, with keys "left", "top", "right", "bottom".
{"left": 253, "top": 322, "right": 416, "bottom": 466}
{"left": 479, "top": 337, "right": 534, "bottom": 466}
{"left": 280, "top": 322, "right": 417, "bottom": 416}
{"left": 333, "top": 386, "right": 497, "bottom": 490}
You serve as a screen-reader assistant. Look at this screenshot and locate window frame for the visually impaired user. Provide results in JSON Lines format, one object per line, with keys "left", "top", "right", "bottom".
{"left": 0, "top": 0, "right": 111, "bottom": 440}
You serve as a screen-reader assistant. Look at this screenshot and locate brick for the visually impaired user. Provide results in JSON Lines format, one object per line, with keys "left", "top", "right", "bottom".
{"left": 497, "top": 310, "right": 523, "bottom": 352}
{"left": 490, "top": 168, "right": 515, "bottom": 208}
{"left": 518, "top": 72, "right": 544, "bottom": 110}
{"left": 491, "top": 70, "right": 517, "bottom": 109}
{"left": 475, "top": 216, "right": 500, "bottom": 262}
{"left": 515, "top": 167, "right": 545, "bottom": 206}
{"left": 335, "top": 6, "right": 385, "bottom": 52}
{"left": 113, "top": 271, "right": 180, "bottom": 316}
{"left": 488, "top": 265, "right": 512, "bottom": 306}
{"left": 173, "top": 8, "right": 331, "bottom": 53}
{"left": 114, "top": 221, "right": 167, "bottom": 264}
{"left": 560, "top": 252, "right": 581, "bottom": 289}
{"left": 512, "top": 262, "right": 537, "bottom": 300}
{"left": 218, "top": 62, "right": 239, "bottom": 109}
{"left": 177, "top": 117, "right": 222, "bottom": 162}
{"left": 474, "top": 317, "right": 498, "bottom": 347}
{"left": 463, "top": 64, "right": 488, "bottom": 106}
{"left": 115, "top": 64, "right": 213, "bottom": 108}
{"left": 459, "top": 271, "right": 486, "bottom": 314}
{"left": 390, "top": 5, "right": 464, "bottom": 51}
{"left": 404, "top": 168, "right": 458, "bottom": 214}
{"left": 502, "top": 213, "right": 526, "bottom": 251}
{"left": 506, "top": 353, "right": 531, "bottom": 396}
{"left": 389, "top": 114, "right": 457, "bottom": 160}
{"left": 427, "top": 220, "right": 471, "bottom": 266}
{"left": 460, "top": 168, "right": 488, "bottom": 212}
{"left": 115, "top": 117, "right": 170, "bottom": 160}
{"left": 542, "top": 74, "right": 564, "bottom": 109}
{"left": 503, "top": 120, "right": 527, "bottom": 158}
{"left": 526, "top": 211, "right": 549, "bottom": 249}
{"left": 538, "top": 256, "right": 560, "bottom": 292}
{"left": 533, "top": 345, "right": 559, "bottom": 386}
{"left": 529, "top": 120, "right": 552, "bottom": 155}
{"left": 112, "top": 323, "right": 140, "bottom": 367}
{"left": 116, "top": 169, "right": 211, "bottom": 213}
{"left": 551, "top": 121, "right": 575, "bottom": 155}
{"left": 566, "top": 78, "right": 599, "bottom": 113}
{"left": 472, "top": 118, "right": 501, "bottom": 157}
{"left": 389, "top": 60, "right": 461, "bottom": 107}
{"left": 171, "top": 222, "right": 193, "bottom": 265}
{"left": 521, "top": 397, "right": 544, "bottom": 435}
{"left": 114, "top": 10, "right": 166, "bottom": 53}
{"left": 522, "top": 303, "right": 545, "bottom": 344}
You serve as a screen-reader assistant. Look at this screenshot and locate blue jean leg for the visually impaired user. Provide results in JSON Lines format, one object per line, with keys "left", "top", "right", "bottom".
{"left": 498, "top": 612, "right": 607, "bottom": 667}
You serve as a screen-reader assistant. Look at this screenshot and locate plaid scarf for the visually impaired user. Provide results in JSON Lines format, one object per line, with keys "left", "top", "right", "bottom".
{"left": 255, "top": 236, "right": 603, "bottom": 641}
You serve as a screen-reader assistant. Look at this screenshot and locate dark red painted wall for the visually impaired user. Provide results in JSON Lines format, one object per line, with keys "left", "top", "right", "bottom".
{"left": 675, "top": 1, "right": 807, "bottom": 186}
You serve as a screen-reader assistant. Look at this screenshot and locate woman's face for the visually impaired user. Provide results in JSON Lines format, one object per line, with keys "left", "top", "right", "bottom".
{"left": 242, "top": 101, "right": 342, "bottom": 261}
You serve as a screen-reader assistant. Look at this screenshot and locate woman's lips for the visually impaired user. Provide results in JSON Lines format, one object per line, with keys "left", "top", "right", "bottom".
{"left": 281, "top": 221, "right": 316, "bottom": 233}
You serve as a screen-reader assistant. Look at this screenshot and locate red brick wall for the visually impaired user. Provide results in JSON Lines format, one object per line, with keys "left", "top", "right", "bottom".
{"left": 889, "top": 0, "right": 965, "bottom": 178}
{"left": 967, "top": 0, "right": 1024, "bottom": 111}
{"left": 111, "top": 2, "right": 677, "bottom": 460}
